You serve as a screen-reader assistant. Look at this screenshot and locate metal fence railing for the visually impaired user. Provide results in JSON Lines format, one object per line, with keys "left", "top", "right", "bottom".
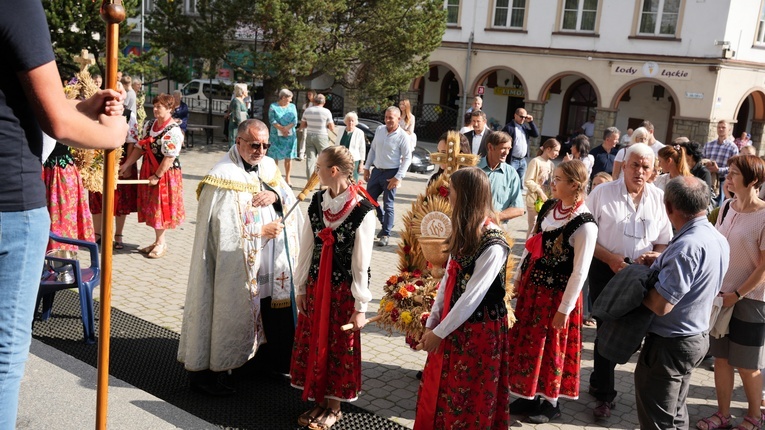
{"left": 415, "top": 104, "right": 459, "bottom": 142}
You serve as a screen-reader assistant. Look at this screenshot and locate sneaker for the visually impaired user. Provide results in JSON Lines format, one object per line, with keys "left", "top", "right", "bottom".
{"left": 593, "top": 401, "right": 614, "bottom": 418}
{"left": 377, "top": 236, "right": 389, "bottom": 246}
{"left": 528, "top": 401, "right": 561, "bottom": 424}
{"left": 509, "top": 397, "right": 541, "bottom": 415}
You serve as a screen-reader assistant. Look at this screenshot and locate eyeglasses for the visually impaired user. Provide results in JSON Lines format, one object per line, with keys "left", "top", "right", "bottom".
{"left": 237, "top": 137, "right": 270, "bottom": 151}
{"left": 516, "top": 114, "right": 528, "bottom": 119}
{"left": 623, "top": 215, "right": 648, "bottom": 239}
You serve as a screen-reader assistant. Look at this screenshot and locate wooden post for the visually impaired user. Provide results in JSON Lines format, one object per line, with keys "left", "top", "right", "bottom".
{"left": 97, "top": 1, "right": 125, "bottom": 429}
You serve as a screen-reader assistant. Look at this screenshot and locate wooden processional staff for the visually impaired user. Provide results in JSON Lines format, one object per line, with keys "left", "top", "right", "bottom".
{"left": 96, "top": 1, "right": 125, "bottom": 428}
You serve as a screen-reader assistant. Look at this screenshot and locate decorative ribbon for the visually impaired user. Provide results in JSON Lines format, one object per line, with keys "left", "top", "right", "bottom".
{"left": 414, "top": 258, "right": 462, "bottom": 430}
{"left": 302, "top": 227, "right": 335, "bottom": 402}
{"left": 351, "top": 183, "right": 379, "bottom": 207}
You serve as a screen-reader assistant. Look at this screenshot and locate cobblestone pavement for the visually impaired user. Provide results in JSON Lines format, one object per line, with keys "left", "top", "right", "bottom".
{"left": 96, "top": 139, "right": 749, "bottom": 429}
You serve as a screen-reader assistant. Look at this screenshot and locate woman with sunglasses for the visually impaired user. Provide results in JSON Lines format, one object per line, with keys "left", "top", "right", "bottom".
{"left": 120, "top": 93, "right": 185, "bottom": 258}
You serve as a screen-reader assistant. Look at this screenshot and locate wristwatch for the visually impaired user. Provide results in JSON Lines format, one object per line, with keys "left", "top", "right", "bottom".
{"left": 734, "top": 290, "right": 744, "bottom": 301}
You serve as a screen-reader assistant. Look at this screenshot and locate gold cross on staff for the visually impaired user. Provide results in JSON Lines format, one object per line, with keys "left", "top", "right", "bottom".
{"left": 429, "top": 130, "right": 480, "bottom": 177}
{"left": 73, "top": 49, "right": 96, "bottom": 72}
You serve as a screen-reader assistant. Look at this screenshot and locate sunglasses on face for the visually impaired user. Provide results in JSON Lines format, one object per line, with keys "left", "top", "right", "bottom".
{"left": 238, "top": 137, "right": 270, "bottom": 151}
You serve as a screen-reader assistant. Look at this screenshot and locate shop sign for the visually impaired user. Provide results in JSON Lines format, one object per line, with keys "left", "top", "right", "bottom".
{"left": 611, "top": 62, "right": 692, "bottom": 80}
{"left": 493, "top": 86, "right": 525, "bottom": 97}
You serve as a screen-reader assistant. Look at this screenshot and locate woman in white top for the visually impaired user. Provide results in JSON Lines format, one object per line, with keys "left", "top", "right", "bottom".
{"left": 399, "top": 99, "right": 416, "bottom": 149}
{"left": 612, "top": 126, "right": 649, "bottom": 179}
{"left": 524, "top": 138, "right": 560, "bottom": 238}
{"left": 652, "top": 144, "right": 691, "bottom": 191}
{"left": 508, "top": 159, "right": 598, "bottom": 423}
{"left": 336, "top": 111, "right": 366, "bottom": 181}
{"left": 699, "top": 155, "right": 765, "bottom": 430}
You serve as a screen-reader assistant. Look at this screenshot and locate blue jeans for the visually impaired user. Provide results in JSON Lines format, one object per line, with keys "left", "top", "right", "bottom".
{"left": 0, "top": 207, "right": 50, "bottom": 430}
{"left": 510, "top": 157, "right": 527, "bottom": 190}
{"left": 366, "top": 168, "right": 398, "bottom": 237}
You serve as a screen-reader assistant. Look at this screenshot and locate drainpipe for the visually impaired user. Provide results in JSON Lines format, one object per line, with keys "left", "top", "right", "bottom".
{"left": 459, "top": 31, "right": 474, "bottom": 129}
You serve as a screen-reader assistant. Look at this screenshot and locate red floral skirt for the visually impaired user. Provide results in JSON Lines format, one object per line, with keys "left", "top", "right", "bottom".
{"left": 507, "top": 279, "right": 582, "bottom": 401}
{"left": 43, "top": 164, "right": 94, "bottom": 251}
{"left": 89, "top": 164, "right": 138, "bottom": 216}
{"left": 137, "top": 164, "right": 185, "bottom": 230}
{"left": 290, "top": 279, "right": 362, "bottom": 401}
{"left": 416, "top": 314, "right": 511, "bottom": 429}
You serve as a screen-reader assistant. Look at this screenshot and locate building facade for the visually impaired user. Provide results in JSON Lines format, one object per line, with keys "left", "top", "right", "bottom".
{"left": 412, "top": 0, "right": 765, "bottom": 152}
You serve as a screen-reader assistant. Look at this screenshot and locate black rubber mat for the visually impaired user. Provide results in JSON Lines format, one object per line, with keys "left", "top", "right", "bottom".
{"left": 32, "top": 290, "right": 407, "bottom": 430}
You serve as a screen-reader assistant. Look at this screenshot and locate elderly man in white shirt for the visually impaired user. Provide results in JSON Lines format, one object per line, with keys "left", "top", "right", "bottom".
{"left": 584, "top": 143, "right": 672, "bottom": 419}
{"left": 363, "top": 106, "right": 412, "bottom": 247}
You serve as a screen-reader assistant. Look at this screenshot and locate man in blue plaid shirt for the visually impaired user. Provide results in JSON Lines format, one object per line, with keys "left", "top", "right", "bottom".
{"left": 703, "top": 120, "right": 739, "bottom": 207}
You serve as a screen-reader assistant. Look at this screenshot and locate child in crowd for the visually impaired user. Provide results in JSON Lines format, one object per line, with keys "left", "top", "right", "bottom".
{"left": 414, "top": 166, "right": 512, "bottom": 430}
{"left": 524, "top": 138, "right": 560, "bottom": 238}
{"left": 290, "top": 146, "right": 377, "bottom": 430}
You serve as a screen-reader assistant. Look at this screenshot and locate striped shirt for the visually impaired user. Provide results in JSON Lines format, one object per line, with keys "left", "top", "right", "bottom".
{"left": 301, "top": 106, "right": 333, "bottom": 136}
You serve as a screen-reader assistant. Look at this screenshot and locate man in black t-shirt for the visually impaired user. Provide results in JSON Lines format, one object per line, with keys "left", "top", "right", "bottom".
{"left": 0, "top": 1, "right": 127, "bottom": 427}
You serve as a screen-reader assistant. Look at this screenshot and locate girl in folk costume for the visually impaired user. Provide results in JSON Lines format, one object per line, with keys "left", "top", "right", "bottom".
{"left": 120, "top": 93, "right": 185, "bottom": 258}
{"left": 90, "top": 82, "right": 141, "bottom": 249}
{"left": 290, "top": 145, "right": 378, "bottom": 430}
{"left": 415, "top": 166, "right": 512, "bottom": 430}
{"left": 43, "top": 138, "right": 95, "bottom": 251}
{"left": 507, "top": 160, "right": 598, "bottom": 423}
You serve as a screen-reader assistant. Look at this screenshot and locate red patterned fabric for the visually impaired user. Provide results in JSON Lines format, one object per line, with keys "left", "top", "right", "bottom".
{"left": 301, "top": 227, "right": 335, "bottom": 402}
{"left": 508, "top": 281, "right": 582, "bottom": 401}
{"left": 417, "top": 316, "right": 511, "bottom": 429}
{"left": 137, "top": 164, "right": 185, "bottom": 229}
{"left": 414, "top": 259, "right": 461, "bottom": 430}
{"left": 43, "top": 164, "right": 94, "bottom": 252}
{"left": 290, "top": 278, "right": 362, "bottom": 401}
{"left": 89, "top": 162, "right": 137, "bottom": 216}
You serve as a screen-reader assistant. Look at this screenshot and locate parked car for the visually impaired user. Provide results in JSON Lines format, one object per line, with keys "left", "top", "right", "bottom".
{"left": 331, "top": 118, "right": 434, "bottom": 174}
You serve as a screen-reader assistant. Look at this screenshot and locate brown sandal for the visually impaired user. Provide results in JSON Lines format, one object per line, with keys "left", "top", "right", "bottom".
{"left": 309, "top": 408, "right": 342, "bottom": 430}
{"left": 297, "top": 404, "right": 325, "bottom": 427}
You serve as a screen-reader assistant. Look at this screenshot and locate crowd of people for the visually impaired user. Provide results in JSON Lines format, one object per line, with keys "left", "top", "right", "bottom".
{"left": 3, "top": 19, "right": 765, "bottom": 427}
{"left": 165, "top": 87, "right": 765, "bottom": 430}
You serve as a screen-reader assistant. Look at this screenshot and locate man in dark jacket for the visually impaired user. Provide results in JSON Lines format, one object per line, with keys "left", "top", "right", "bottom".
{"left": 501, "top": 107, "right": 539, "bottom": 187}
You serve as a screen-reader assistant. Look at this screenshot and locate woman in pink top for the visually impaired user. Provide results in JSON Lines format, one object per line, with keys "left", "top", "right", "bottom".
{"left": 699, "top": 155, "right": 765, "bottom": 430}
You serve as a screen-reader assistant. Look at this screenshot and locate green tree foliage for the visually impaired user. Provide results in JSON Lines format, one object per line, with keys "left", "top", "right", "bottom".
{"left": 44, "top": 0, "right": 140, "bottom": 78}
{"left": 147, "top": 0, "right": 445, "bottom": 107}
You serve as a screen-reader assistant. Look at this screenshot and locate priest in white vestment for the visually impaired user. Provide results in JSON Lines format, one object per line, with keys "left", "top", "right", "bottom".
{"left": 177, "top": 119, "right": 302, "bottom": 396}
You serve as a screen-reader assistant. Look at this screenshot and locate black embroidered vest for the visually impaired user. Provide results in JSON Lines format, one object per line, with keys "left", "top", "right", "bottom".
{"left": 520, "top": 199, "right": 596, "bottom": 291}
{"left": 448, "top": 228, "right": 510, "bottom": 323}
{"left": 307, "top": 191, "right": 375, "bottom": 285}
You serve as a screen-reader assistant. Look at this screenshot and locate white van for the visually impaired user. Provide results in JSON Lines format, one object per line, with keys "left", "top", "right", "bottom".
{"left": 180, "top": 79, "right": 233, "bottom": 114}
{"left": 179, "top": 79, "right": 264, "bottom": 118}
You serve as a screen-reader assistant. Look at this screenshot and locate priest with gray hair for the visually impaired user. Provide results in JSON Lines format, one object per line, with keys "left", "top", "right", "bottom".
{"left": 178, "top": 119, "right": 302, "bottom": 396}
